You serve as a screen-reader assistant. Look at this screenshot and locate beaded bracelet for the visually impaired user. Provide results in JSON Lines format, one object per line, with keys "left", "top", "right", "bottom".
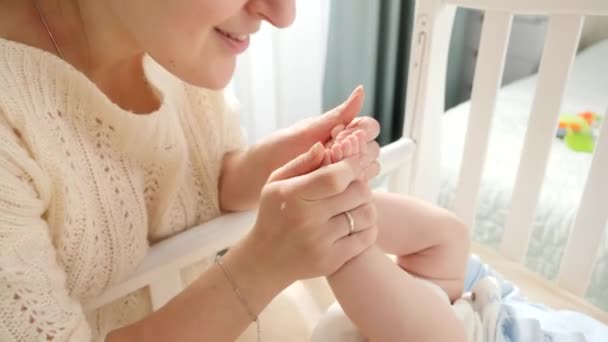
{"left": 215, "top": 250, "right": 261, "bottom": 342}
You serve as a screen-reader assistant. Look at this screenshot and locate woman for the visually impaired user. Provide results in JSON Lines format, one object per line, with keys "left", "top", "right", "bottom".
{"left": 0, "top": 0, "right": 468, "bottom": 341}
{"left": 0, "top": 0, "right": 381, "bottom": 340}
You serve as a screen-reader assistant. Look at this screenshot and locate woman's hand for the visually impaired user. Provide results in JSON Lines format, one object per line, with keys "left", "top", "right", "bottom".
{"left": 274, "top": 86, "right": 380, "bottom": 174}
{"left": 246, "top": 142, "right": 380, "bottom": 284}
{"left": 219, "top": 86, "right": 381, "bottom": 212}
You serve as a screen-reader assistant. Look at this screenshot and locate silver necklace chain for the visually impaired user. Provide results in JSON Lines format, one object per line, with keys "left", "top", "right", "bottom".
{"left": 32, "top": 0, "right": 65, "bottom": 59}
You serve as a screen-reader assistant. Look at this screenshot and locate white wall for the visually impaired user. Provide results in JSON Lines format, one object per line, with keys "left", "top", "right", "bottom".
{"left": 229, "top": 1, "right": 330, "bottom": 143}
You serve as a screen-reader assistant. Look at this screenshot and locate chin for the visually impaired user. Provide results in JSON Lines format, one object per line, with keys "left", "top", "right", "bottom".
{"left": 202, "top": 74, "right": 232, "bottom": 90}
{"left": 177, "top": 72, "right": 229, "bottom": 90}
{"left": 184, "top": 58, "right": 236, "bottom": 90}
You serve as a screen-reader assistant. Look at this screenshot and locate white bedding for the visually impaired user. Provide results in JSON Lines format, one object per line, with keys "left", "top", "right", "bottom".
{"left": 439, "top": 39, "right": 608, "bottom": 311}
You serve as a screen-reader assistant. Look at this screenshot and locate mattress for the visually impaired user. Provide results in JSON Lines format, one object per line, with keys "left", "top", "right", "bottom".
{"left": 438, "top": 39, "right": 608, "bottom": 311}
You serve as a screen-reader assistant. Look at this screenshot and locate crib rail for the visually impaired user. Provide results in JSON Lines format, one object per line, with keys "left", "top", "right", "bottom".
{"left": 380, "top": 138, "right": 416, "bottom": 194}
{"left": 84, "top": 211, "right": 256, "bottom": 311}
{"left": 446, "top": 0, "right": 608, "bottom": 15}
{"left": 404, "top": 0, "right": 608, "bottom": 309}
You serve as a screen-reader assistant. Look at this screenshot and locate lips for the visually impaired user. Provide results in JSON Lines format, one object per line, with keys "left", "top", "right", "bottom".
{"left": 214, "top": 27, "right": 251, "bottom": 54}
{"left": 215, "top": 28, "right": 249, "bottom": 43}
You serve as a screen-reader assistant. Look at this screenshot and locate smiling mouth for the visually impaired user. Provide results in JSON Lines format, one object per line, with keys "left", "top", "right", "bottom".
{"left": 215, "top": 28, "right": 249, "bottom": 43}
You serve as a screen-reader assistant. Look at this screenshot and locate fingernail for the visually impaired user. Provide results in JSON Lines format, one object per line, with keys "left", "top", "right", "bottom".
{"left": 331, "top": 125, "right": 345, "bottom": 138}
{"left": 348, "top": 85, "right": 362, "bottom": 99}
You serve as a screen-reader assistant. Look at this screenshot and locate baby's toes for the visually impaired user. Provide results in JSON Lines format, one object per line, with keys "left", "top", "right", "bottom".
{"left": 335, "top": 129, "right": 353, "bottom": 144}
{"left": 348, "top": 135, "right": 360, "bottom": 155}
{"left": 331, "top": 143, "right": 343, "bottom": 163}
{"left": 355, "top": 130, "right": 367, "bottom": 153}
{"left": 342, "top": 138, "right": 353, "bottom": 158}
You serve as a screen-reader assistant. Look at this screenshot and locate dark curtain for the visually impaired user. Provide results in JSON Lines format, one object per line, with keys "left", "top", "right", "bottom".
{"left": 323, "top": 0, "right": 414, "bottom": 146}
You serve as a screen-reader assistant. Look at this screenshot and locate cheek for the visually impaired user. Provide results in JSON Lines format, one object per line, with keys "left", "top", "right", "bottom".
{"left": 119, "top": 0, "right": 242, "bottom": 88}
{"left": 143, "top": 25, "right": 237, "bottom": 88}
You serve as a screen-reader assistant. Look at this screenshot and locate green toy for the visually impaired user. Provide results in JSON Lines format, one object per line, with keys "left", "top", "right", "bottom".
{"left": 556, "top": 112, "right": 600, "bottom": 153}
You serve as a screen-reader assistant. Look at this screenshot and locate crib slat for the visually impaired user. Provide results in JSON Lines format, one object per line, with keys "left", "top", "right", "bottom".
{"left": 558, "top": 111, "right": 608, "bottom": 296}
{"left": 500, "top": 15, "right": 584, "bottom": 262}
{"left": 453, "top": 11, "right": 512, "bottom": 228}
{"left": 150, "top": 272, "right": 184, "bottom": 311}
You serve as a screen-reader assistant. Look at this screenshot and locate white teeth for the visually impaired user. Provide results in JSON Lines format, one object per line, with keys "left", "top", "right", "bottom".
{"left": 234, "top": 34, "right": 247, "bottom": 41}
{"left": 219, "top": 29, "right": 247, "bottom": 42}
{"left": 227, "top": 32, "right": 247, "bottom": 42}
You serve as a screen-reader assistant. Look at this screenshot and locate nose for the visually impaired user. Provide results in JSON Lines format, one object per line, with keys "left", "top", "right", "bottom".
{"left": 248, "top": 0, "right": 296, "bottom": 28}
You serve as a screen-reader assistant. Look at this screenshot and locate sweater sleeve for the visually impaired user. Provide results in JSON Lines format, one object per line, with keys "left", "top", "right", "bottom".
{"left": 0, "top": 117, "right": 92, "bottom": 341}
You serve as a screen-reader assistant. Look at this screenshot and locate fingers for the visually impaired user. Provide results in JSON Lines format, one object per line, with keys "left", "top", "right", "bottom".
{"left": 331, "top": 86, "right": 365, "bottom": 127}
{"left": 288, "top": 154, "right": 364, "bottom": 201}
{"left": 268, "top": 142, "right": 325, "bottom": 182}
{"left": 317, "top": 87, "right": 365, "bottom": 143}
{"left": 327, "top": 201, "right": 377, "bottom": 242}
{"left": 329, "top": 225, "right": 378, "bottom": 273}
{"left": 317, "top": 180, "right": 372, "bottom": 221}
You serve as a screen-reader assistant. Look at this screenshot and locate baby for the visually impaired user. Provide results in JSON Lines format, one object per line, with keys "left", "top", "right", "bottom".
{"left": 316, "top": 123, "right": 470, "bottom": 342}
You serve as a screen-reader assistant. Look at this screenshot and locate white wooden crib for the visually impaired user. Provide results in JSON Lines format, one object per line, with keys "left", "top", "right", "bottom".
{"left": 85, "top": 0, "right": 608, "bottom": 338}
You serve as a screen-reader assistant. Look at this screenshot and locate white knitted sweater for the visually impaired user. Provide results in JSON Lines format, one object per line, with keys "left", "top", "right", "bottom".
{"left": 0, "top": 38, "right": 244, "bottom": 341}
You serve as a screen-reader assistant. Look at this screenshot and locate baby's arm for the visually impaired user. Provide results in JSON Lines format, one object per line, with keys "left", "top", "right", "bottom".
{"left": 324, "top": 132, "right": 466, "bottom": 342}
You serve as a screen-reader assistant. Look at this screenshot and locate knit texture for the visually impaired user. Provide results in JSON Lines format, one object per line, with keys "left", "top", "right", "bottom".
{"left": 0, "top": 37, "right": 244, "bottom": 341}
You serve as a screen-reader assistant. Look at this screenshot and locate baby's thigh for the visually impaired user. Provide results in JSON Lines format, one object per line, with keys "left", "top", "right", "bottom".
{"left": 374, "top": 192, "right": 468, "bottom": 257}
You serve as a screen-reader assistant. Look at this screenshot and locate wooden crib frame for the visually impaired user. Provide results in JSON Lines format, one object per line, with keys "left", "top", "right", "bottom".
{"left": 85, "top": 0, "right": 608, "bottom": 335}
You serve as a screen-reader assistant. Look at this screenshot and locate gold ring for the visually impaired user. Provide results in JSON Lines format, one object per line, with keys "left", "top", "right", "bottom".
{"left": 344, "top": 211, "right": 355, "bottom": 236}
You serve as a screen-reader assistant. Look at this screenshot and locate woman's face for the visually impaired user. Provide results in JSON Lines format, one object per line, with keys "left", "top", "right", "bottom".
{"left": 108, "top": 0, "right": 295, "bottom": 89}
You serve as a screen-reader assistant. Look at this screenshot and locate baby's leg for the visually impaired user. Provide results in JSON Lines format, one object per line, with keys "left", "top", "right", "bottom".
{"left": 327, "top": 246, "right": 466, "bottom": 342}
{"left": 324, "top": 135, "right": 466, "bottom": 341}
{"left": 327, "top": 126, "right": 470, "bottom": 301}
{"left": 374, "top": 192, "right": 470, "bottom": 301}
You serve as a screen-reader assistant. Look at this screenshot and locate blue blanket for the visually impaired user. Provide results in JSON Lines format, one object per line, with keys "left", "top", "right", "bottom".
{"left": 464, "top": 255, "right": 608, "bottom": 342}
